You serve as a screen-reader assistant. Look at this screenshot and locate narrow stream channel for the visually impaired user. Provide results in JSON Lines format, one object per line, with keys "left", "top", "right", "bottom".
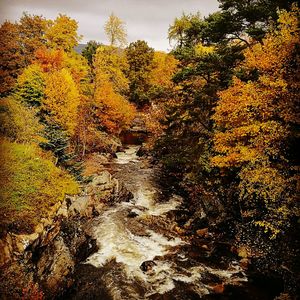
{"left": 68, "top": 145, "right": 248, "bottom": 299}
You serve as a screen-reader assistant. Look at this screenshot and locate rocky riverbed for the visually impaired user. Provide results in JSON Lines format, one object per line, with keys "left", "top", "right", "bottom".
{"left": 0, "top": 145, "right": 282, "bottom": 300}
{"left": 61, "top": 146, "right": 250, "bottom": 299}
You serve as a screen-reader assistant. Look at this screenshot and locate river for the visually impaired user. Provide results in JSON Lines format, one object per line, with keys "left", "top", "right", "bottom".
{"left": 66, "top": 145, "right": 248, "bottom": 299}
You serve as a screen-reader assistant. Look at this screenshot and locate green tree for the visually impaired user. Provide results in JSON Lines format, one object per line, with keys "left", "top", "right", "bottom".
{"left": 14, "top": 64, "right": 45, "bottom": 107}
{"left": 82, "top": 40, "right": 101, "bottom": 65}
{"left": 126, "top": 40, "right": 154, "bottom": 107}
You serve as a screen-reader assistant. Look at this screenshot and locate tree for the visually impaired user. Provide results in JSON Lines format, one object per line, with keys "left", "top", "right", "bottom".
{"left": 34, "top": 47, "right": 64, "bottom": 72}
{"left": 19, "top": 13, "right": 48, "bottom": 65}
{"left": 149, "top": 51, "right": 178, "bottom": 90}
{"left": 82, "top": 40, "right": 101, "bottom": 65}
{"left": 104, "top": 13, "right": 127, "bottom": 48}
{"left": 93, "top": 45, "right": 135, "bottom": 134}
{"left": 0, "top": 97, "right": 45, "bottom": 144}
{"left": 45, "top": 14, "right": 81, "bottom": 52}
{"left": 0, "top": 21, "right": 24, "bottom": 96}
{"left": 94, "top": 79, "right": 135, "bottom": 134}
{"left": 212, "top": 6, "right": 300, "bottom": 237}
{"left": 14, "top": 64, "right": 45, "bottom": 107}
{"left": 126, "top": 40, "right": 154, "bottom": 106}
{"left": 168, "top": 13, "right": 192, "bottom": 48}
{"left": 43, "top": 68, "right": 80, "bottom": 135}
{"left": 94, "top": 45, "right": 129, "bottom": 94}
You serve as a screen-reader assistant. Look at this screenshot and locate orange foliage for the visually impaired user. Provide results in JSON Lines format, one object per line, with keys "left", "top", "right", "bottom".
{"left": 149, "top": 51, "right": 178, "bottom": 89}
{"left": 94, "top": 79, "right": 135, "bottom": 134}
{"left": 35, "top": 47, "right": 64, "bottom": 72}
{"left": 0, "top": 21, "right": 24, "bottom": 95}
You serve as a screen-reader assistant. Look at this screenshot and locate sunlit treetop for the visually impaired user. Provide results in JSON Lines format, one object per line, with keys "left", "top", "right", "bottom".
{"left": 45, "top": 14, "right": 81, "bottom": 52}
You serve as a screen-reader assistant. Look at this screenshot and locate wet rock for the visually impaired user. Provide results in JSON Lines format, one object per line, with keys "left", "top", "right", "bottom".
{"left": 202, "top": 244, "right": 209, "bottom": 251}
{"left": 127, "top": 211, "right": 139, "bottom": 218}
{"left": 75, "top": 236, "right": 98, "bottom": 263}
{"left": 136, "top": 145, "right": 149, "bottom": 157}
{"left": 140, "top": 260, "right": 157, "bottom": 272}
{"left": 112, "top": 182, "right": 134, "bottom": 203}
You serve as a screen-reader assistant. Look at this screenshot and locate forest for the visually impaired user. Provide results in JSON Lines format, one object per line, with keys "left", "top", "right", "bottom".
{"left": 0, "top": 0, "right": 299, "bottom": 299}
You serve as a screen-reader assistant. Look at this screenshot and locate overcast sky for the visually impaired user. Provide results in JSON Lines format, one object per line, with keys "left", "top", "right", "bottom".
{"left": 0, "top": 0, "right": 220, "bottom": 51}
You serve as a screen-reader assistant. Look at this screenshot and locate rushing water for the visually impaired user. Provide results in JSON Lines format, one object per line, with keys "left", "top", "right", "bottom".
{"left": 78, "top": 145, "right": 247, "bottom": 299}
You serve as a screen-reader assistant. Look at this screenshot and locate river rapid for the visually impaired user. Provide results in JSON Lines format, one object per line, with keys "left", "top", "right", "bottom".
{"left": 67, "top": 145, "right": 248, "bottom": 299}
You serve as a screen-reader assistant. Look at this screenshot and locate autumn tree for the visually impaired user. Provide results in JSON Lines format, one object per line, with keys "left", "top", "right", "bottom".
{"left": 104, "top": 13, "right": 127, "bottom": 48}
{"left": 19, "top": 13, "right": 48, "bottom": 65}
{"left": 0, "top": 21, "right": 24, "bottom": 96}
{"left": 212, "top": 6, "right": 300, "bottom": 237}
{"left": 149, "top": 51, "right": 178, "bottom": 92}
{"left": 168, "top": 13, "right": 200, "bottom": 48}
{"left": 43, "top": 68, "right": 80, "bottom": 135}
{"left": 94, "top": 80, "right": 135, "bottom": 134}
{"left": 94, "top": 45, "right": 129, "bottom": 94}
{"left": 126, "top": 40, "right": 154, "bottom": 107}
{"left": 93, "top": 45, "right": 135, "bottom": 134}
{"left": 45, "top": 14, "right": 81, "bottom": 52}
{"left": 0, "top": 97, "right": 45, "bottom": 144}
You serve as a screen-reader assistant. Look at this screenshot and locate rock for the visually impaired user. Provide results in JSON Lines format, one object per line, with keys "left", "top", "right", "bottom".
{"left": 91, "top": 171, "right": 112, "bottom": 186}
{"left": 127, "top": 211, "right": 139, "bottom": 218}
{"left": 68, "top": 195, "right": 90, "bottom": 217}
{"left": 202, "top": 244, "right": 209, "bottom": 251}
{"left": 0, "top": 235, "right": 13, "bottom": 266}
{"left": 37, "top": 236, "right": 74, "bottom": 293}
{"left": 136, "top": 146, "right": 149, "bottom": 157}
{"left": 12, "top": 232, "right": 39, "bottom": 255}
{"left": 196, "top": 227, "right": 209, "bottom": 238}
{"left": 140, "top": 260, "right": 157, "bottom": 272}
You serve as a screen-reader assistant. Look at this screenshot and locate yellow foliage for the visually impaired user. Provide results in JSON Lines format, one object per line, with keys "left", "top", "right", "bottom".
{"left": 244, "top": 5, "right": 299, "bottom": 73}
{"left": 94, "top": 45, "right": 129, "bottom": 94}
{"left": 45, "top": 14, "right": 81, "bottom": 52}
{"left": 149, "top": 51, "right": 178, "bottom": 88}
{"left": 62, "top": 51, "right": 90, "bottom": 89}
{"left": 44, "top": 68, "right": 80, "bottom": 135}
{"left": 212, "top": 6, "right": 300, "bottom": 237}
{"left": 194, "top": 42, "right": 215, "bottom": 57}
{"left": 94, "top": 79, "right": 135, "bottom": 134}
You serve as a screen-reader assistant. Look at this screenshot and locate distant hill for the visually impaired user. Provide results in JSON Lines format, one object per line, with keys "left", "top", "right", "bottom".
{"left": 74, "top": 44, "right": 87, "bottom": 54}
